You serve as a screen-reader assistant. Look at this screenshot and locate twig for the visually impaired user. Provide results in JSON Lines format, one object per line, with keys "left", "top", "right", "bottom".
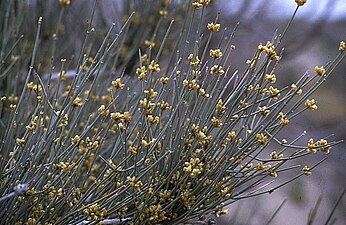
{"left": 0, "top": 184, "right": 28, "bottom": 202}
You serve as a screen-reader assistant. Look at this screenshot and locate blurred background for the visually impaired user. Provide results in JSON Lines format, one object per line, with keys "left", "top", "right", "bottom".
{"left": 4, "top": 0, "right": 345, "bottom": 224}
{"left": 214, "top": 0, "right": 346, "bottom": 224}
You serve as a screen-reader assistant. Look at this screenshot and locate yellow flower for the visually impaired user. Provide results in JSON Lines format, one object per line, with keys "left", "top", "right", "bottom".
{"left": 60, "top": 114, "right": 68, "bottom": 126}
{"left": 111, "top": 78, "right": 124, "bottom": 89}
{"left": 269, "top": 171, "right": 277, "bottom": 177}
{"left": 228, "top": 131, "right": 236, "bottom": 139}
{"left": 144, "top": 89, "right": 157, "bottom": 99}
{"left": 183, "top": 157, "right": 204, "bottom": 178}
{"left": 259, "top": 41, "right": 279, "bottom": 60}
{"left": 147, "top": 115, "right": 160, "bottom": 125}
{"left": 192, "top": 2, "right": 203, "bottom": 9}
{"left": 216, "top": 99, "right": 226, "bottom": 114}
{"left": 128, "top": 146, "right": 138, "bottom": 155}
{"left": 10, "top": 104, "right": 17, "bottom": 110}
{"left": 98, "top": 105, "right": 110, "bottom": 117}
{"left": 339, "top": 41, "right": 345, "bottom": 52}
{"left": 123, "top": 112, "right": 132, "bottom": 123}
{"left": 210, "top": 49, "right": 222, "bottom": 59}
{"left": 148, "top": 187, "right": 154, "bottom": 195}
{"left": 314, "top": 66, "right": 325, "bottom": 76}
{"left": 267, "top": 86, "right": 280, "bottom": 100}
{"left": 72, "top": 97, "right": 83, "bottom": 107}
{"left": 256, "top": 162, "right": 266, "bottom": 170}
{"left": 307, "top": 138, "right": 316, "bottom": 153}
{"left": 101, "top": 95, "right": 111, "bottom": 103}
{"left": 118, "top": 123, "right": 125, "bottom": 132}
{"left": 191, "top": 69, "right": 200, "bottom": 78}
{"left": 141, "top": 54, "right": 149, "bottom": 65}
{"left": 58, "top": 70, "right": 67, "bottom": 81}
{"left": 59, "top": 114, "right": 69, "bottom": 127}
{"left": 295, "top": 0, "right": 307, "bottom": 6}
{"left": 213, "top": 208, "right": 229, "bottom": 217}
{"left": 59, "top": 0, "right": 71, "bottom": 6}
{"left": 53, "top": 161, "right": 74, "bottom": 173}
{"left": 183, "top": 79, "right": 200, "bottom": 90}
{"left": 265, "top": 74, "right": 276, "bottom": 83}
{"left": 110, "top": 112, "right": 123, "bottom": 121}
{"left": 83, "top": 203, "right": 107, "bottom": 220}
{"left": 190, "top": 124, "right": 199, "bottom": 133}
{"left": 157, "top": 101, "right": 169, "bottom": 110}
{"left": 210, "top": 65, "right": 224, "bottom": 76}
{"left": 71, "top": 135, "right": 81, "bottom": 144}
{"left": 291, "top": 83, "right": 297, "bottom": 91}
{"left": 270, "top": 151, "right": 283, "bottom": 159}
{"left": 160, "top": 77, "right": 169, "bottom": 85}
{"left": 278, "top": 112, "right": 289, "bottom": 126}
{"left": 188, "top": 54, "right": 200, "bottom": 67}
{"left": 160, "top": 9, "right": 168, "bottom": 18}
{"left": 144, "top": 40, "right": 155, "bottom": 49}
{"left": 256, "top": 133, "right": 268, "bottom": 145}
{"left": 305, "top": 99, "right": 317, "bottom": 110}
{"left": 16, "top": 138, "right": 25, "bottom": 147}
{"left": 149, "top": 60, "right": 160, "bottom": 72}
{"left": 211, "top": 116, "right": 222, "bottom": 127}
{"left": 258, "top": 106, "right": 270, "bottom": 116}
{"left": 136, "top": 66, "right": 147, "bottom": 80}
{"left": 207, "top": 22, "right": 220, "bottom": 32}
{"left": 27, "top": 82, "right": 42, "bottom": 93}
{"left": 303, "top": 165, "right": 311, "bottom": 176}
{"left": 142, "top": 138, "right": 156, "bottom": 148}
{"left": 8, "top": 95, "right": 18, "bottom": 103}
{"left": 316, "top": 139, "right": 331, "bottom": 154}
{"left": 126, "top": 176, "right": 143, "bottom": 191}
{"left": 199, "top": 88, "right": 209, "bottom": 98}
{"left": 200, "top": 0, "right": 211, "bottom": 5}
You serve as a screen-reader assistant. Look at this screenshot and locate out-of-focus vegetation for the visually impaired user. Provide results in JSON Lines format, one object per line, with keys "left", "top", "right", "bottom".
{"left": 0, "top": 0, "right": 345, "bottom": 224}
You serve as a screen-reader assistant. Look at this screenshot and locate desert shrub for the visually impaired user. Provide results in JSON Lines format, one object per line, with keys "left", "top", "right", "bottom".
{"left": 0, "top": 0, "right": 345, "bottom": 224}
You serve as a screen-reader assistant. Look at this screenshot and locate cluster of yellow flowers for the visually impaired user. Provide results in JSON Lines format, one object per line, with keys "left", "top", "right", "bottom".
{"left": 136, "top": 66, "right": 147, "bottom": 80}
{"left": 258, "top": 41, "right": 279, "bottom": 61}
{"left": 278, "top": 112, "right": 289, "bottom": 126}
{"left": 210, "top": 64, "right": 225, "bottom": 75}
{"left": 210, "top": 49, "right": 222, "bottom": 59}
{"left": 111, "top": 78, "right": 125, "bottom": 89}
{"left": 26, "top": 116, "right": 43, "bottom": 132}
{"left": 183, "top": 157, "right": 204, "bottom": 178}
{"left": 127, "top": 176, "right": 143, "bottom": 191}
{"left": 307, "top": 138, "right": 331, "bottom": 154}
{"left": 265, "top": 74, "right": 276, "bottom": 83}
{"left": 149, "top": 60, "right": 161, "bottom": 72}
{"left": 207, "top": 22, "right": 220, "bottom": 32}
{"left": 192, "top": 0, "right": 211, "bottom": 9}
{"left": 72, "top": 97, "right": 83, "bottom": 107}
{"left": 314, "top": 65, "right": 325, "bottom": 76}
{"left": 83, "top": 203, "right": 107, "bottom": 220}
{"left": 110, "top": 111, "right": 132, "bottom": 123}
{"left": 98, "top": 105, "right": 110, "bottom": 117}
{"left": 27, "top": 82, "right": 42, "bottom": 93}
{"left": 256, "top": 133, "right": 268, "bottom": 145}
{"left": 53, "top": 161, "right": 74, "bottom": 173}
{"left": 188, "top": 54, "right": 201, "bottom": 67}
{"left": 305, "top": 99, "right": 318, "bottom": 110}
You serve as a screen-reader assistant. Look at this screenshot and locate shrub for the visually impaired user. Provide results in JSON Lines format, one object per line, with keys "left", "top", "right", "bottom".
{"left": 0, "top": 0, "right": 345, "bottom": 224}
